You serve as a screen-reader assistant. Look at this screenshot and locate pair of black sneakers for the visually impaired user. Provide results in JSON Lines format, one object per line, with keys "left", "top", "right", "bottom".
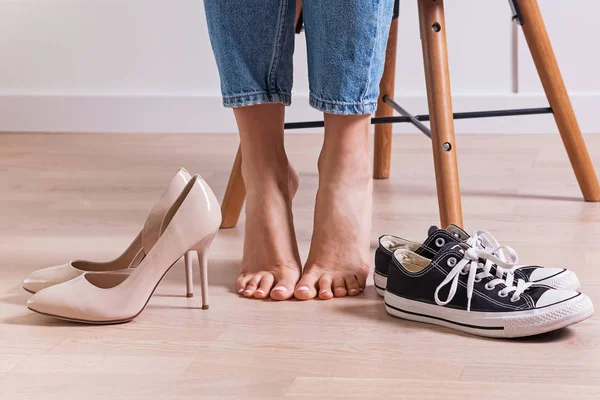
{"left": 374, "top": 225, "right": 593, "bottom": 338}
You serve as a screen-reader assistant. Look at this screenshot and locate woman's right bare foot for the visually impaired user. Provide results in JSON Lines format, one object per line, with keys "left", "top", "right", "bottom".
{"left": 232, "top": 104, "right": 302, "bottom": 301}
{"left": 236, "top": 163, "right": 302, "bottom": 301}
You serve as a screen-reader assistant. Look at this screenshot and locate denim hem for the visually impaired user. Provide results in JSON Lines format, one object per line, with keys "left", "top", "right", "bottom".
{"left": 223, "top": 92, "right": 292, "bottom": 108}
{"left": 309, "top": 94, "right": 377, "bottom": 115}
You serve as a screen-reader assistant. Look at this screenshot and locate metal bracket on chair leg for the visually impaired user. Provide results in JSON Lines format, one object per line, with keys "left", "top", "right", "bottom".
{"left": 509, "top": 0, "right": 524, "bottom": 25}
{"left": 383, "top": 96, "right": 432, "bottom": 138}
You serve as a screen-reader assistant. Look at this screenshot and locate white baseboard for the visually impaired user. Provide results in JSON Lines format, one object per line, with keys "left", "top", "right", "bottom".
{"left": 0, "top": 93, "right": 599, "bottom": 134}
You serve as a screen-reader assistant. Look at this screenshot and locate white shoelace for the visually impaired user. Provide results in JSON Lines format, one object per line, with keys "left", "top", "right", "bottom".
{"left": 434, "top": 243, "right": 533, "bottom": 312}
{"left": 468, "top": 230, "right": 519, "bottom": 265}
{"left": 459, "top": 229, "right": 523, "bottom": 280}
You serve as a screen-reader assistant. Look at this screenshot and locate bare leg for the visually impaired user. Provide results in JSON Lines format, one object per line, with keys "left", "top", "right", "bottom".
{"left": 295, "top": 114, "right": 372, "bottom": 300}
{"left": 234, "top": 104, "right": 302, "bottom": 301}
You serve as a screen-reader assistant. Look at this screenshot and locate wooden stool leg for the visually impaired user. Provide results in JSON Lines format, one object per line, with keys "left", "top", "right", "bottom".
{"left": 518, "top": 0, "right": 600, "bottom": 201}
{"left": 373, "top": 16, "right": 399, "bottom": 180}
{"left": 220, "top": 146, "right": 246, "bottom": 229}
{"left": 418, "top": 0, "right": 463, "bottom": 227}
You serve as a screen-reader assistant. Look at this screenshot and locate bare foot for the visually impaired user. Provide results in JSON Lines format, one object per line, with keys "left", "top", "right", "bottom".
{"left": 232, "top": 104, "right": 303, "bottom": 301}
{"left": 295, "top": 114, "right": 372, "bottom": 300}
{"left": 237, "top": 162, "right": 302, "bottom": 301}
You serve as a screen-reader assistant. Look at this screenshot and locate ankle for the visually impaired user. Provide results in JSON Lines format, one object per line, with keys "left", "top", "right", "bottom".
{"left": 242, "top": 158, "right": 293, "bottom": 198}
{"left": 317, "top": 148, "right": 372, "bottom": 186}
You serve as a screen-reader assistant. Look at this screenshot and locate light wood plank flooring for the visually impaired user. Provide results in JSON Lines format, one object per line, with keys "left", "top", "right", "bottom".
{"left": 0, "top": 133, "right": 599, "bottom": 399}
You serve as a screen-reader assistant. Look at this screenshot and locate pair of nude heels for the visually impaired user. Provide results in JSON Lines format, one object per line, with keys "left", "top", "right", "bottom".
{"left": 23, "top": 169, "right": 222, "bottom": 324}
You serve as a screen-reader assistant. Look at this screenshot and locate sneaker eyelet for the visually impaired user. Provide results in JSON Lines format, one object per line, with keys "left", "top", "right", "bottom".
{"left": 474, "top": 276, "right": 482, "bottom": 283}
{"left": 435, "top": 238, "right": 446, "bottom": 247}
{"left": 460, "top": 269, "right": 469, "bottom": 276}
{"left": 498, "top": 291, "right": 508, "bottom": 298}
{"left": 447, "top": 257, "right": 457, "bottom": 267}
{"left": 484, "top": 283, "right": 494, "bottom": 290}
{"left": 510, "top": 296, "right": 521, "bottom": 302}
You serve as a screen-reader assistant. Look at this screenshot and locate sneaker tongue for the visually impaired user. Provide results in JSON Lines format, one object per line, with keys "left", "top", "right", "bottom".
{"left": 446, "top": 224, "right": 470, "bottom": 241}
{"left": 427, "top": 225, "right": 440, "bottom": 236}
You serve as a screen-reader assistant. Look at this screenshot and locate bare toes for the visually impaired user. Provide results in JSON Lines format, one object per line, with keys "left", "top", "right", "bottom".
{"left": 270, "top": 280, "right": 296, "bottom": 301}
{"left": 318, "top": 275, "right": 334, "bottom": 300}
{"left": 333, "top": 276, "right": 347, "bottom": 297}
{"left": 254, "top": 273, "right": 275, "bottom": 299}
{"left": 294, "top": 272, "right": 319, "bottom": 300}
{"left": 243, "top": 273, "right": 262, "bottom": 297}
{"left": 236, "top": 274, "right": 253, "bottom": 295}
{"left": 345, "top": 275, "right": 361, "bottom": 296}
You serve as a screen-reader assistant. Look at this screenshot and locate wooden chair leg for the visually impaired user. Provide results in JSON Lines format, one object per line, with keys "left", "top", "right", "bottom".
{"left": 220, "top": 146, "right": 246, "bottom": 229}
{"left": 418, "top": 0, "right": 463, "bottom": 227}
{"left": 374, "top": 16, "right": 399, "bottom": 180}
{"left": 296, "top": 0, "right": 302, "bottom": 28}
{"left": 518, "top": 0, "right": 600, "bottom": 201}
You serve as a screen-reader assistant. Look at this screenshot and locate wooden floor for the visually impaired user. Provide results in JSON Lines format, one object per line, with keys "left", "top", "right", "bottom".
{"left": 1, "top": 133, "right": 599, "bottom": 399}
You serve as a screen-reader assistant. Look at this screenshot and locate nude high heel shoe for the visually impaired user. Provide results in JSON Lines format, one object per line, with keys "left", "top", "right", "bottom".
{"left": 27, "top": 175, "right": 222, "bottom": 324}
{"left": 22, "top": 169, "right": 197, "bottom": 297}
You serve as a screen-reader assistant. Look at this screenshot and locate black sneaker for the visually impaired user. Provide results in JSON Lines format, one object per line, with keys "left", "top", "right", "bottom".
{"left": 384, "top": 243, "right": 594, "bottom": 338}
{"left": 374, "top": 225, "right": 580, "bottom": 296}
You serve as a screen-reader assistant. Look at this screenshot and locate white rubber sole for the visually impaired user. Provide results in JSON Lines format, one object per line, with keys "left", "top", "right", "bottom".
{"left": 374, "top": 271, "right": 387, "bottom": 297}
{"left": 384, "top": 291, "right": 594, "bottom": 338}
{"left": 536, "top": 270, "right": 581, "bottom": 291}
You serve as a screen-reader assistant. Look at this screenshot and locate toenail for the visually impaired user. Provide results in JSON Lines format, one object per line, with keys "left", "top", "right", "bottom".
{"left": 244, "top": 289, "right": 252, "bottom": 294}
{"left": 272, "top": 286, "right": 287, "bottom": 292}
{"left": 349, "top": 289, "right": 358, "bottom": 294}
{"left": 256, "top": 289, "right": 265, "bottom": 295}
{"left": 238, "top": 288, "right": 244, "bottom": 294}
{"left": 297, "top": 286, "right": 310, "bottom": 292}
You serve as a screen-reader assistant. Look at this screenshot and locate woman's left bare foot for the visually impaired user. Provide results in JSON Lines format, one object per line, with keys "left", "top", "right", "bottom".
{"left": 294, "top": 115, "right": 373, "bottom": 300}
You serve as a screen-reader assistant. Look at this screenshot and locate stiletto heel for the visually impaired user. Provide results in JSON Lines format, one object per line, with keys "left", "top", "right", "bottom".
{"left": 193, "top": 232, "right": 216, "bottom": 310}
{"left": 184, "top": 251, "right": 194, "bottom": 298}
{"left": 23, "top": 169, "right": 193, "bottom": 294}
{"left": 27, "top": 175, "right": 222, "bottom": 324}
{"left": 199, "top": 252, "right": 209, "bottom": 309}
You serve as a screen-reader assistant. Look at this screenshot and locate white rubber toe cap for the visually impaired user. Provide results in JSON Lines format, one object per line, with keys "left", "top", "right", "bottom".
{"left": 529, "top": 268, "right": 580, "bottom": 291}
{"left": 535, "top": 289, "right": 580, "bottom": 308}
{"left": 529, "top": 268, "right": 566, "bottom": 282}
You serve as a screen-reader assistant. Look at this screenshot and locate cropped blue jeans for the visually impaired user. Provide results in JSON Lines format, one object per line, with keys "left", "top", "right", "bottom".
{"left": 204, "top": 0, "right": 395, "bottom": 115}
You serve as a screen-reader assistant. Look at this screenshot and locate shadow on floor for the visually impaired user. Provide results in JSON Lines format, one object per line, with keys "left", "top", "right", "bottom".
{"left": 147, "top": 304, "right": 211, "bottom": 311}
{"left": 0, "top": 292, "right": 30, "bottom": 306}
{"left": 207, "top": 258, "right": 243, "bottom": 295}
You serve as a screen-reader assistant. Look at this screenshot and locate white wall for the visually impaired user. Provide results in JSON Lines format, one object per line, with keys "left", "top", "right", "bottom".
{"left": 0, "top": 0, "right": 598, "bottom": 133}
